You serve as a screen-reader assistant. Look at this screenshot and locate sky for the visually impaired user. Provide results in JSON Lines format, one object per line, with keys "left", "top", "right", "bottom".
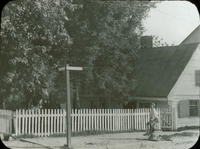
{"left": 142, "top": 1, "right": 200, "bottom": 45}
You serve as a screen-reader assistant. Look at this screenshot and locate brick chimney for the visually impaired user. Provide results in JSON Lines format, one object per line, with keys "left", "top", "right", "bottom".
{"left": 140, "top": 36, "right": 153, "bottom": 48}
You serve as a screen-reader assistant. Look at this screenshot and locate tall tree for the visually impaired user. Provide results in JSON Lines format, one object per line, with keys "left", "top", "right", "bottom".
{"left": 66, "top": 0, "right": 156, "bottom": 106}
{"left": 0, "top": 0, "right": 156, "bottom": 109}
{"left": 0, "top": 0, "right": 74, "bottom": 109}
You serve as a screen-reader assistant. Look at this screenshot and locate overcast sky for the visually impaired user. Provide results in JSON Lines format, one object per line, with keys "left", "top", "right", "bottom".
{"left": 143, "top": 1, "right": 200, "bottom": 45}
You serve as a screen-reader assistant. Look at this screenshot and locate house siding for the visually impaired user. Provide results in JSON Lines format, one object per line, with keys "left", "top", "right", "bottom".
{"left": 168, "top": 44, "right": 200, "bottom": 128}
{"left": 177, "top": 117, "right": 200, "bottom": 128}
{"left": 169, "top": 44, "right": 200, "bottom": 97}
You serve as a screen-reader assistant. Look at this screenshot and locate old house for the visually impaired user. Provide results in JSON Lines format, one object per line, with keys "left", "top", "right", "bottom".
{"left": 129, "top": 25, "right": 200, "bottom": 128}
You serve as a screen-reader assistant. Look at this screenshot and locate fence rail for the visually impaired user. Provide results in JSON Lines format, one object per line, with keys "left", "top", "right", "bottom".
{"left": 15, "top": 108, "right": 174, "bottom": 137}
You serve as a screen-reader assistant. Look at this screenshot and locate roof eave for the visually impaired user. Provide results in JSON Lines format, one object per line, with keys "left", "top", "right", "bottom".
{"left": 130, "top": 96, "right": 168, "bottom": 102}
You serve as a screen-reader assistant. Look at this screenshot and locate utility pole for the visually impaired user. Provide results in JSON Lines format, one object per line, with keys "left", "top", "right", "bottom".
{"left": 59, "top": 64, "right": 83, "bottom": 149}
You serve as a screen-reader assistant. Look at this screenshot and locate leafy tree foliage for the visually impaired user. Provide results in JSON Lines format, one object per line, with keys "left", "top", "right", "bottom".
{"left": 0, "top": 0, "right": 156, "bottom": 109}
{"left": 0, "top": 0, "right": 74, "bottom": 109}
{"left": 67, "top": 0, "right": 156, "bottom": 105}
{"left": 153, "top": 36, "right": 174, "bottom": 47}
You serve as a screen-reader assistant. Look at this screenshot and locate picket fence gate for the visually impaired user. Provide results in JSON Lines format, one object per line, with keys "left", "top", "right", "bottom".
{"left": 14, "top": 108, "right": 174, "bottom": 137}
{"left": 0, "top": 109, "right": 13, "bottom": 134}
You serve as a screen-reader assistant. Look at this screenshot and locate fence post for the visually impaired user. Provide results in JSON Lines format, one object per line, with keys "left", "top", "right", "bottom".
{"left": 60, "top": 109, "right": 63, "bottom": 134}
{"left": 172, "top": 107, "right": 177, "bottom": 131}
{"left": 105, "top": 109, "right": 107, "bottom": 131}
{"left": 80, "top": 109, "right": 82, "bottom": 132}
{"left": 19, "top": 109, "right": 21, "bottom": 135}
{"left": 131, "top": 109, "right": 134, "bottom": 130}
{"left": 97, "top": 109, "right": 99, "bottom": 131}
{"left": 135, "top": 109, "right": 138, "bottom": 130}
{"left": 94, "top": 109, "right": 96, "bottom": 131}
{"left": 48, "top": 109, "right": 50, "bottom": 136}
{"left": 35, "top": 109, "right": 38, "bottom": 136}
{"left": 39, "top": 109, "right": 41, "bottom": 136}
{"left": 55, "top": 109, "right": 58, "bottom": 134}
{"left": 158, "top": 108, "right": 161, "bottom": 130}
{"left": 15, "top": 110, "right": 18, "bottom": 136}
{"left": 24, "top": 110, "right": 27, "bottom": 134}
{"left": 101, "top": 109, "right": 104, "bottom": 131}
{"left": 77, "top": 109, "right": 80, "bottom": 132}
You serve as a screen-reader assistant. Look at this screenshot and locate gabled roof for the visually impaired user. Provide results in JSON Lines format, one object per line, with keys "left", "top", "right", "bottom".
{"left": 132, "top": 43, "right": 199, "bottom": 98}
{"left": 180, "top": 25, "right": 200, "bottom": 45}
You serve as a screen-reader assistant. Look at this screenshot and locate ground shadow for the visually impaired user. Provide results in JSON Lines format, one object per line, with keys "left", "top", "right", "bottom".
{"left": 99, "top": 138, "right": 136, "bottom": 141}
{"left": 135, "top": 135, "right": 172, "bottom": 141}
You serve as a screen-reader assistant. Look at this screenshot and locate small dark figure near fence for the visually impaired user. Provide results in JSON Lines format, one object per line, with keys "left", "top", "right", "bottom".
{"left": 143, "top": 103, "right": 159, "bottom": 141}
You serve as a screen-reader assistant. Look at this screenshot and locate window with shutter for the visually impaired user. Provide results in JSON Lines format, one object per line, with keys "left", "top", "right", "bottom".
{"left": 195, "top": 70, "right": 200, "bottom": 86}
{"left": 178, "top": 100, "right": 189, "bottom": 118}
{"left": 189, "top": 100, "right": 199, "bottom": 117}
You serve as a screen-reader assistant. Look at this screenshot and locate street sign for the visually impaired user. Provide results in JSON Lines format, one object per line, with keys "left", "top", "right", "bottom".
{"left": 67, "top": 66, "right": 83, "bottom": 71}
{"left": 58, "top": 66, "right": 83, "bottom": 71}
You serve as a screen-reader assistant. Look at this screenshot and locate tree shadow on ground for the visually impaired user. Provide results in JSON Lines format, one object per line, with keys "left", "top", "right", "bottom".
{"left": 135, "top": 137, "right": 172, "bottom": 142}
{"left": 141, "top": 131, "right": 198, "bottom": 142}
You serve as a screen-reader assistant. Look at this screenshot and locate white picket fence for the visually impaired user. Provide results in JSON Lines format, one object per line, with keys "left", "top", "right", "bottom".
{"left": 14, "top": 108, "right": 174, "bottom": 137}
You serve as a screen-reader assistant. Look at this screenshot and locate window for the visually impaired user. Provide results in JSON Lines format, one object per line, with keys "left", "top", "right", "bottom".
{"left": 195, "top": 70, "right": 200, "bottom": 86}
{"left": 189, "top": 100, "right": 199, "bottom": 116}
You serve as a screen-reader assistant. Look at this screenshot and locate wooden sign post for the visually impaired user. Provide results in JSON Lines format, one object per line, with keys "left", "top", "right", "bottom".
{"left": 59, "top": 64, "right": 83, "bottom": 149}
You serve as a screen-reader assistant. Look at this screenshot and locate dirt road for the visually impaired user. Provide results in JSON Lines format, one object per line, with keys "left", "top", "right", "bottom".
{"left": 2, "top": 129, "right": 199, "bottom": 149}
